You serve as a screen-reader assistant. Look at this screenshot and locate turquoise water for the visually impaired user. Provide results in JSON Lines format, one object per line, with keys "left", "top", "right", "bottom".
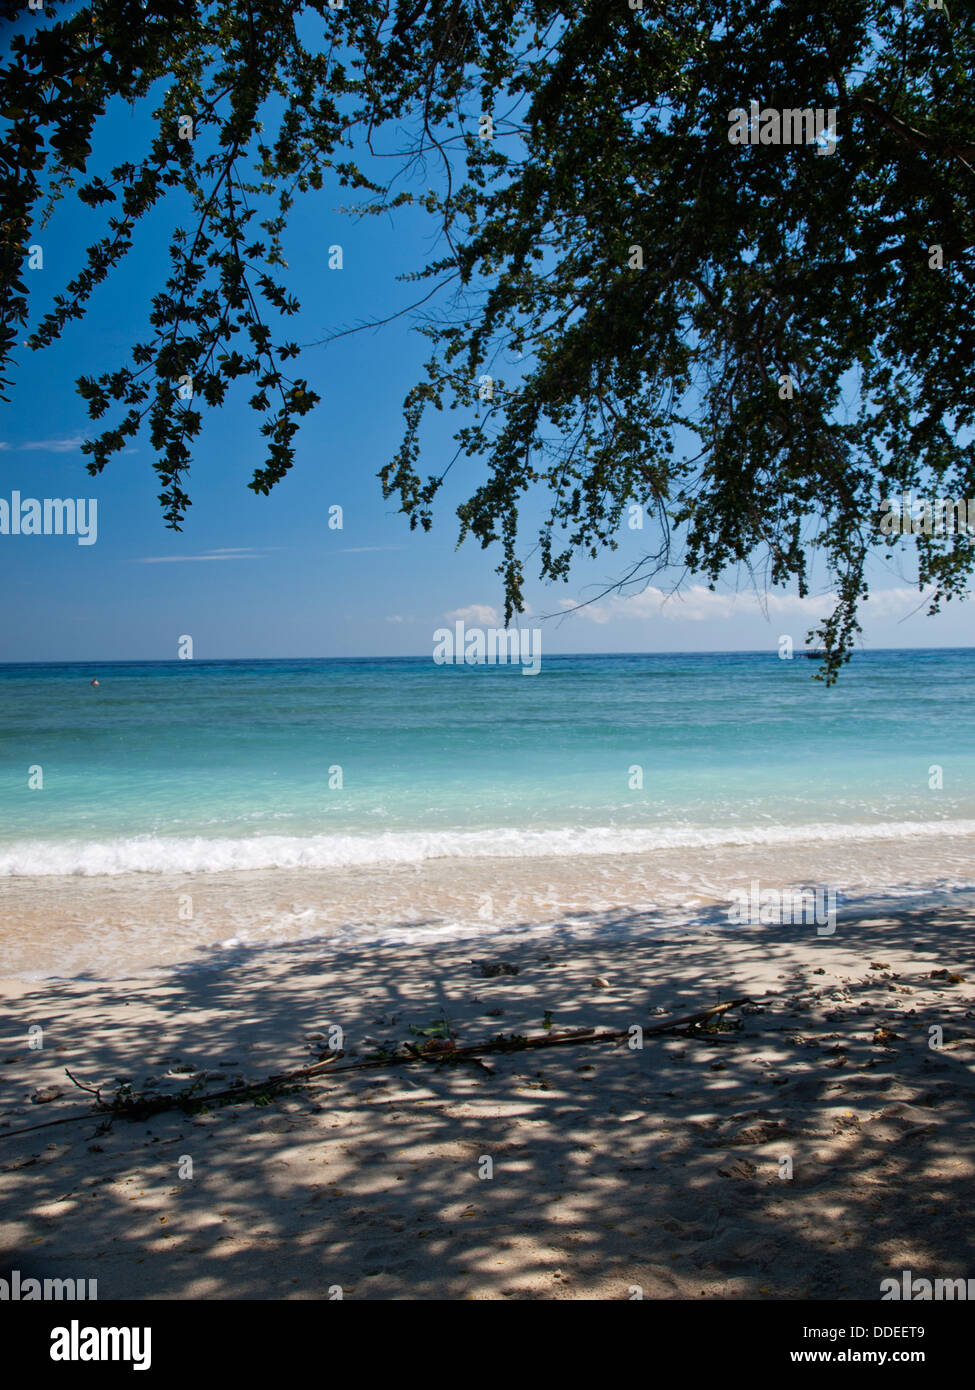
{"left": 1, "top": 649, "right": 974, "bottom": 876}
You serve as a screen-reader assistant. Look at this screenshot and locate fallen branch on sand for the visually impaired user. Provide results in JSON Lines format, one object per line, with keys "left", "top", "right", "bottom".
{"left": 1, "top": 997, "right": 749, "bottom": 1141}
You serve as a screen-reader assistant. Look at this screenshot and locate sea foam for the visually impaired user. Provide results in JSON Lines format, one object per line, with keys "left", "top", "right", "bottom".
{"left": 2, "top": 818, "right": 975, "bottom": 877}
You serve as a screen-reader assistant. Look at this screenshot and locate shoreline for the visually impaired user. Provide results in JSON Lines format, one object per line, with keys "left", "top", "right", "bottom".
{"left": 2, "top": 900, "right": 974, "bottom": 1299}
{"left": 3, "top": 830, "right": 975, "bottom": 980}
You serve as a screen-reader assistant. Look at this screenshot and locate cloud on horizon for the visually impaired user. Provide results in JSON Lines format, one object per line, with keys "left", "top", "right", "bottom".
{"left": 444, "top": 601, "right": 535, "bottom": 627}
{"left": 558, "top": 583, "right": 945, "bottom": 625}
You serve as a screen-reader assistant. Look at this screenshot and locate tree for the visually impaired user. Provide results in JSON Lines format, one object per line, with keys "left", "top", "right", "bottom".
{"left": 2, "top": 0, "right": 974, "bottom": 679}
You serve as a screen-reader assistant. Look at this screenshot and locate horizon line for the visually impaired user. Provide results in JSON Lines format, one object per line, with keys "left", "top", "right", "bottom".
{"left": 2, "top": 644, "right": 974, "bottom": 667}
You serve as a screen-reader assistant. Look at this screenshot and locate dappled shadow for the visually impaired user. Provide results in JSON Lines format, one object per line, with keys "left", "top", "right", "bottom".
{"left": 1, "top": 900, "right": 974, "bottom": 1299}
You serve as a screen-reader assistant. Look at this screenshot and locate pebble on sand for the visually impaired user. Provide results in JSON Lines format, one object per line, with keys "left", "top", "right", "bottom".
{"left": 30, "top": 1086, "right": 63, "bottom": 1104}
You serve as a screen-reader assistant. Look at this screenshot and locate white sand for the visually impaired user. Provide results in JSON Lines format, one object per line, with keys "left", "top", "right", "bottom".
{"left": 2, "top": 901, "right": 974, "bottom": 1299}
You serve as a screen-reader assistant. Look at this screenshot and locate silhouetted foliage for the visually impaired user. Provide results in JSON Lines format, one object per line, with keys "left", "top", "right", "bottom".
{"left": 2, "top": 1, "right": 973, "bottom": 678}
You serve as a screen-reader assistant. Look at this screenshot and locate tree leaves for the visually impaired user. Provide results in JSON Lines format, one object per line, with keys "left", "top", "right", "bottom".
{"left": 2, "top": 1, "right": 973, "bottom": 678}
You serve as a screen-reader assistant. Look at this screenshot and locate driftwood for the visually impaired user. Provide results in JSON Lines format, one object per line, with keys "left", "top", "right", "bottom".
{"left": 0, "top": 997, "right": 749, "bottom": 1141}
{"left": 328, "top": 996, "right": 751, "bottom": 1071}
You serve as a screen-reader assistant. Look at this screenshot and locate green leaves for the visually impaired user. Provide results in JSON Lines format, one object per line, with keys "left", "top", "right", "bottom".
{"left": 3, "top": 1, "right": 974, "bottom": 678}
{"left": 380, "top": 1, "right": 975, "bottom": 680}
{"left": 407, "top": 1018, "right": 451, "bottom": 1039}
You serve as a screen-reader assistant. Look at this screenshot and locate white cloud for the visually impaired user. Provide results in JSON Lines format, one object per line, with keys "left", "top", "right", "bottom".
{"left": 137, "top": 549, "right": 267, "bottom": 564}
{"left": 0, "top": 438, "right": 84, "bottom": 453}
{"left": 562, "top": 583, "right": 937, "bottom": 625}
{"left": 445, "top": 603, "right": 502, "bottom": 626}
{"left": 861, "top": 586, "right": 937, "bottom": 617}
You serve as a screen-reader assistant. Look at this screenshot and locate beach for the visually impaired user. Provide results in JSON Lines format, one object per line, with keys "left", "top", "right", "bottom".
{"left": 3, "top": 897, "right": 974, "bottom": 1300}
{"left": 3, "top": 651, "right": 975, "bottom": 1299}
{"left": 4, "top": 0, "right": 975, "bottom": 1328}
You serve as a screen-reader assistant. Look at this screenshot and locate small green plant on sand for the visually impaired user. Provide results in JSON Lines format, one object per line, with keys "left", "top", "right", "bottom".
{"left": 699, "top": 1014, "right": 742, "bottom": 1035}
{"left": 407, "top": 1011, "right": 453, "bottom": 1042}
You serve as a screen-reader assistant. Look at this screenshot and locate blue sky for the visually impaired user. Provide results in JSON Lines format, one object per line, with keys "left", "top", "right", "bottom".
{"left": 1, "top": 73, "right": 972, "bottom": 662}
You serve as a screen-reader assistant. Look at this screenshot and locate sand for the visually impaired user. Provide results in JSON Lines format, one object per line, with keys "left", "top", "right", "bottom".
{"left": 2, "top": 900, "right": 974, "bottom": 1300}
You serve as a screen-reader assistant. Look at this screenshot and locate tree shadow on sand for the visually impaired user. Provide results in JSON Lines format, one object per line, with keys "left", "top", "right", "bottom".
{"left": 1, "top": 901, "right": 974, "bottom": 1299}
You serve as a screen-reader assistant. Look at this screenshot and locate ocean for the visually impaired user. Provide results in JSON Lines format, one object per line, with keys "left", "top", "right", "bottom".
{"left": 1, "top": 649, "right": 974, "bottom": 976}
